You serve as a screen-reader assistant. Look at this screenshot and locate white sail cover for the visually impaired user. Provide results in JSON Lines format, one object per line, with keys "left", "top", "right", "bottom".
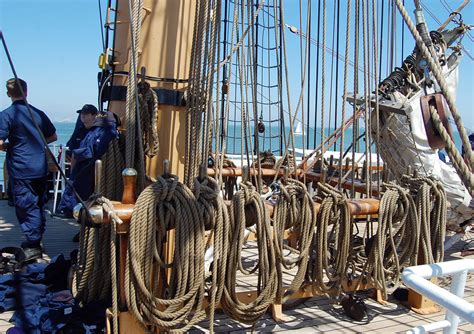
{"left": 374, "top": 55, "right": 473, "bottom": 229}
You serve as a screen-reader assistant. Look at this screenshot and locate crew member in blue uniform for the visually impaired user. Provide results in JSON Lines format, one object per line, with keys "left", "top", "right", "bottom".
{"left": 0, "top": 78, "right": 57, "bottom": 261}
{"left": 57, "top": 105, "right": 117, "bottom": 217}
{"left": 66, "top": 114, "right": 90, "bottom": 159}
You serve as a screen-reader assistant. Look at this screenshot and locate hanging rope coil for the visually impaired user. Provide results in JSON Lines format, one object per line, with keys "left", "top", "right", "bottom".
{"left": 72, "top": 196, "right": 123, "bottom": 304}
{"left": 125, "top": 175, "right": 206, "bottom": 332}
{"left": 401, "top": 175, "right": 447, "bottom": 263}
{"left": 251, "top": 150, "right": 276, "bottom": 169}
{"left": 138, "top": 81, "right": 160, "bottom": 158}
{"left": 362, "top": 183, "right": 418, "bottom": 300}
{"left": 272, "top": 178, "right": 315, "bottom": 302}
{"left": 193, "top": 176, "right": 230, "bottom": 332}
{"left": 309, "top": 183, "right": 352, "bottom": 296}
{"left": 221, "top": 181, "right": 278, "bottom": 324}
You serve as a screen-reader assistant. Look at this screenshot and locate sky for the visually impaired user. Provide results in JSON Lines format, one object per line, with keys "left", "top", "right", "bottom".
{"left": 0, "top": 0, "right": 473, "bottom": 128}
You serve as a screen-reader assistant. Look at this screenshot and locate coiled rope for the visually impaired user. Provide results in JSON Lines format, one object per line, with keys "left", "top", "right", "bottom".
{"left": 193, "top": 176, "right": 230, "bottom": 332}
{"left": 401, "top": 175, "right": 447, "bottom": 263}
{"left": 362, "top": 183, "right": 418, "bottom": 300}
{"left": 72, "top": 196, "right": 124, "bottom": 304}
{"left": 125, "top": 175, "right": 206, "bottom": 332}
{"left": 273, "top": 178, "right": 315, "bottom": 302}
{"left": 138, "top": 81, "right": 160, "bottom": 158}
{"left": 309, "top": 183, "right": 352, "bottom": 296}
{"left": 221, "top": 181, "right": 278, "bottom": 324}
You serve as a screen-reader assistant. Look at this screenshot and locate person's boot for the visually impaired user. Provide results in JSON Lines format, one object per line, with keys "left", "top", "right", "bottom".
{"left": 21, "top": 241, "right": 43, "bottom": 262}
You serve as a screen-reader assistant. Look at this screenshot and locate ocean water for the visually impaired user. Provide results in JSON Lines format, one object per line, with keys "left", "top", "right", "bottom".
{"left": 0, "top": 121, "right": 465, "bottom": 188}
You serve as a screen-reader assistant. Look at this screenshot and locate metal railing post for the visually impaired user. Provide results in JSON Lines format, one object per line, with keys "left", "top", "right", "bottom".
{"left": 402, "top": 259, "right": 474, "bottom": 334}
{"left": 445, "top": 269, "right": 469, "bottom": 334}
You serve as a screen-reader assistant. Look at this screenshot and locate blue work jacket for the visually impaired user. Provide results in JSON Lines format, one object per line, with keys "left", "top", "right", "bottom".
{"left": 0, "top": 100, "right": 56, "bottom": 179}
{"left": 71, "top": 112, "right": 117, "bottom": 180}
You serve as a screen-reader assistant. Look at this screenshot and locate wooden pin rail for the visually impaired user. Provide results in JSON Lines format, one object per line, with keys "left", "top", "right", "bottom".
{"left": 304, "top": 171, "right": 380, "bottom": 196}
{"left": 89, "top": 185, "right": 378, "bottom": 309}
{"left": 208, "top": 166, "right": 382, "bottom": 178}
{"left": 207, "top": 167, "right": 380, "bottom": 196}
{"left": 90, "top": 167, "right": 382, "bottom": 331}
{"left": 93, "top": 197, "right": 380, "bottom": 228}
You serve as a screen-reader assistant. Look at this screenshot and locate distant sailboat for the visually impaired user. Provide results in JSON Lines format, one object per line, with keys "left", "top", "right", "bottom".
{"left": 294, "top": 121, "right": 303, "bottom": 135}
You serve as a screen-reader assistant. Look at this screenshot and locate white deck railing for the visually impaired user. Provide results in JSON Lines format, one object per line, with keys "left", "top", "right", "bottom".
{"left": 402, "top": 259, "right": 474, "bottom": 334}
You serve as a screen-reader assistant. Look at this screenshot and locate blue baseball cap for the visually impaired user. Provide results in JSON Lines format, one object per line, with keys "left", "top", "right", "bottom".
{"left": 76, "top": 104, "right": 98, "bottom": 114}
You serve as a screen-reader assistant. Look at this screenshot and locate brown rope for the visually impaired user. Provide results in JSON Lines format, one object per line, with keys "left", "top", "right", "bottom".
{"left": 125, "top": 175, "right": 206, "bottom": 332}
{"left": 401, "top": 175, "right": 447, "bottom": 263}
{"left": 221, "top": 181, "right": 278, "bottom": 324}
{"left": 273, "top": 178, "right": 315, "bottom": 302}
{"left": 309, "top": 182, "right": 352, "bottom": 296}
{"left": 193, "top": 176, "right": 230, "bottom": 332}
{"left": 362, "top": 183, "right": 418, "bottom": 300}
{"left": 72, "top": 201, "right": 112, "bottom": 304}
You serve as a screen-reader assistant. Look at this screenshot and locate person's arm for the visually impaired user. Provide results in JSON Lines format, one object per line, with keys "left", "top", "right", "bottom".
{"left": 39, "top": 109, "right": 57, "bottom": 144}
{"left": 0, "top": 110, "right": 11, "bottom": 150}
{"left": 73, "top": 131, "right": 96, "bottom": 162}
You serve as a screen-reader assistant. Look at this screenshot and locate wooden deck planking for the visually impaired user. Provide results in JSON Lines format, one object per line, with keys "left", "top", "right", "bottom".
{"left": 1, "top": 199, "right": 474, "bottom": 332}
{"left": 0, "top": 200, "right": 79, "bottom": 260}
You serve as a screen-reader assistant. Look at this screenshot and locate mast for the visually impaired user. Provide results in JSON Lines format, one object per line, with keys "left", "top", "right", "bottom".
{"left": 107, "top": 0, "right": 197, "bottom": 180}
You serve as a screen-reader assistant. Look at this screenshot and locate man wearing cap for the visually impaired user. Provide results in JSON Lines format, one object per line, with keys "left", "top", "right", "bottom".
{"left": 56, "top": 105, "right": 117, "bottom": 218}
{"left": 0, "top": 78, "right": 57, "bottom": 261}
{"left": 64, "top": 104, "right": 98, "bottom": 162}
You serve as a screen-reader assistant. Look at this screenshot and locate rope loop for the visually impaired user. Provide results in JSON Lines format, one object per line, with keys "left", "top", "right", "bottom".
{"left": 309, "top": 183, "right": 352, "bottom": 296}
{"left": 401, "top": 175, "right": 447, "bottom": 263}
{"left": 273, "top": 178, "right": 315, "bottom": 302}
{"left": 222, "top": 178, "right": 279, "bottom": 324}
{"left": 125, "top": 175, "right": 207, "bottom": 331}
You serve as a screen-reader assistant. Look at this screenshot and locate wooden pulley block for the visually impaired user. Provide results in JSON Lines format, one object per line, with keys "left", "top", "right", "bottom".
{"left": 420, "top": 93, "right": 453, "bottom": 150}
{"left": 257, "top": 117, "right": 265, "bottom": 134}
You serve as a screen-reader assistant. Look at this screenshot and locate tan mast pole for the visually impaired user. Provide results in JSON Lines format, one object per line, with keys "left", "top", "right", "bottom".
{"left": 104, "top": 2, "right": 197, "bottom": 332}
{"left": 108, "top": 0, "right": 197, "bottom": 180}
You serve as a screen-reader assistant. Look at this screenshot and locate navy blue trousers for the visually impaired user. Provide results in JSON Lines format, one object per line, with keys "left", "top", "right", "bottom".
{"left": 11, "top": 177, "right": 47, "bottom": 243}
{"left": 58, "top": 161, "right": 94, "bottom": 213}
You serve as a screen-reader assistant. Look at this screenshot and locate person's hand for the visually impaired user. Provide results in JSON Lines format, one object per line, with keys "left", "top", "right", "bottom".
{"left": 0, "top": 140, "right": 8, "bottom": 151}
{"left": 70, "top": 155, "right": 76, "bottom": 169}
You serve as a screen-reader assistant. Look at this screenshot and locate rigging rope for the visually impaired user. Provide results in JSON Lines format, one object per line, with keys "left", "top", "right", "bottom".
{"left": 362, "top": 183, "right": 418, "bottom": 300}
{"left": 273, "top": 178, "right": 315, "bottom": 301}
{"left": 221, "top": 181, "right": 278, "bottom": 324}
{"left": 125, "top": 175, "right": 206, "bottom": 332}
{"left": 428, "top": 104, "right": 474, "bottom": 196}
{"left": 125, "top": 0, "right": 146, "bottom": 192}
{"left": 337, "top": 0, "right": 351, "bottom": 188}
{"left": 72, "top": 196, "right": 124, "bottom": 304}
{"left": 193, "top": 175, "right": 230, "bottom": 332}
{"left": 309, "top": 182, "right": 352, "bottom": 296}
{"left": 401, "top": 175, "right": 447, "bottom": 263}
{"left": 100, "top": 139, "right": 124, "bottom": 201}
